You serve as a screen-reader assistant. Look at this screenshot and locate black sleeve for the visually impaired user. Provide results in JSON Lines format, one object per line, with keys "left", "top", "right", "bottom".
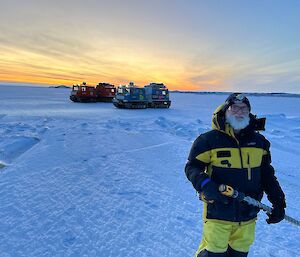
{"left": 261, "top": 139, "right": 286, "bottom": 208}
{"left": 185, "top": 135, "right": 211, "bottom": 192}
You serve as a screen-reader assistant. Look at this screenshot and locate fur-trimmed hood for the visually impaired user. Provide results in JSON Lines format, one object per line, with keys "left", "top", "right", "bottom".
{"left": 211, "top": 104, "right": 266, "bottom": 136}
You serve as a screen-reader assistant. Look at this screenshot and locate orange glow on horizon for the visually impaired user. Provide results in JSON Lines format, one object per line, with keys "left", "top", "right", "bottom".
{"left": 0, "top": 46, "right": 226, "bottom": 91}
{"left": 0, "top": 76, "right": 220, "bottom": 91}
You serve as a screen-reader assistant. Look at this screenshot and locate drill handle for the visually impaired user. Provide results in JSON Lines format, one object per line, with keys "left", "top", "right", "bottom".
{"left": 219, "top": 184, "right": 241, "bottom": 199}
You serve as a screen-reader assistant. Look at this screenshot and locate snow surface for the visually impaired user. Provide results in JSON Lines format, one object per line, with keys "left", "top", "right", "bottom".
{"left": 0, "top": 84, "right": 299, "bottom": 257}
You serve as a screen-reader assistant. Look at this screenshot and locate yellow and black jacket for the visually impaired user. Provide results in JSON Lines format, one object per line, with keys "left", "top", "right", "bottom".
{"left": 185, "top": 105, "right": 285, "bottom": 222}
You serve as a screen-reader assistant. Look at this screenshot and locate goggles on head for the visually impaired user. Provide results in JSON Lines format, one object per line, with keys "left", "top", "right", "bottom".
{"left": 222, "top": 92, "right": 251, "bottom": 112}
{"left": 234, "top": 93, "right": 247, "bottom": 102}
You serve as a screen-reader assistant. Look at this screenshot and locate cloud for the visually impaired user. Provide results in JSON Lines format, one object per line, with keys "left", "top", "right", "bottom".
{"left": 1, "top": 1, "right": 300, "bottom": 91}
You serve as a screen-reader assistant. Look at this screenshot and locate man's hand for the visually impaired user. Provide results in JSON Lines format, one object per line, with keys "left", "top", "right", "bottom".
{"left": 266, "top": 205, "right": 285, "bottom": 224}
{"left": 201, "top": 180, "right": 229, "bottom": 204}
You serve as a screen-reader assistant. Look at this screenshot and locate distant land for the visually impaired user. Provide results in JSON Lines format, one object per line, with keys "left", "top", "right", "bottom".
{"left": 0, "top": 82, "right": 299, "bottom": 97}
{"left": 170, "top": 91, "right": 300, "bottom": 98}
{"left": 49, "top": 85, "right": 71, "bottom": 89}
{"left": 48, "top": 85, "right": 300, "bottom": 98}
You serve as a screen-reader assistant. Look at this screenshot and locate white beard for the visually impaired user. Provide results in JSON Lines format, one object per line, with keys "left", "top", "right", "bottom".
{"left": 225, "top": 112, "right": 250, "bottom": 130}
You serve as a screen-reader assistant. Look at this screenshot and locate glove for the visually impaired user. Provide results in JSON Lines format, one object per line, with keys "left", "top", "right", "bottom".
{"left": 266, "top": 205, "right": 285, "bottom": 224}
{"left": 201, "top": 180, "right": 229, "bottom": 204}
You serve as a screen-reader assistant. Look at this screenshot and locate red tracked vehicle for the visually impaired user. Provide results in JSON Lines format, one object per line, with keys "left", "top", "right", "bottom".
{"left": 95, "top": 83, "right": 116, "bottom": 102}
{"left": 69, "top": 82, "right": 97, "bottom": 102}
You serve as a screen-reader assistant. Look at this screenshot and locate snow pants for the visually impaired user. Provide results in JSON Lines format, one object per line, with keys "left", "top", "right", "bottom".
{"left": 194, "top": 219, "right": 256, "bottom": 257}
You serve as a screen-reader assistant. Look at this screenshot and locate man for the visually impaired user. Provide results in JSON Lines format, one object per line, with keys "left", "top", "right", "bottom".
{"left": 185, "top": 93, "right": 286, "bottom": 257}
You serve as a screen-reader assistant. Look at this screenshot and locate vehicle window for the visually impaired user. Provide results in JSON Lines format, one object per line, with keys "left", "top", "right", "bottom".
{"left": 137, "top": 89, "right": 143, "bottom": 94}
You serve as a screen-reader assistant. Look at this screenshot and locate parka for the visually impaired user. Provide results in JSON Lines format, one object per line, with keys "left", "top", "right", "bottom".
{"left": 185, "top": 104, "right": 286, "bottom": 222}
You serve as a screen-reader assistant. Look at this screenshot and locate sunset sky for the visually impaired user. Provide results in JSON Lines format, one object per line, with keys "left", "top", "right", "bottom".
{"left": 1, "top": 0, "right": 300, "bottom": 92}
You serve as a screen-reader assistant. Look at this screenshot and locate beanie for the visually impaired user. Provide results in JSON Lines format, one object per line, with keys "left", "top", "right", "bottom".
{"left": 223, "top": 93, "right": 251, "bottom": 112}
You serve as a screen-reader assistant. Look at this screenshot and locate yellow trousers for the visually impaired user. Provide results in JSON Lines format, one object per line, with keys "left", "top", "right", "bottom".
{"left": 195, "top": 219, "right": 256, "bottom": 256}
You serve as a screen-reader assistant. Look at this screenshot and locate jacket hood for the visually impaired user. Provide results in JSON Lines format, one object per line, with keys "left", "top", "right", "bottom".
{"left": 212, "top": 104, "right": 266, "bottom": 135}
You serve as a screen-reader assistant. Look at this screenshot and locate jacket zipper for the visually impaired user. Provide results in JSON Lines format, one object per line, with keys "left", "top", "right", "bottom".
{"left": 219, "top": 129, "right": 251, "bottom": 221}
{"left": 247, "top": 153, "right": 251, "bottom": 180}
{"left": 236, "top": 139, "right": 243, "bottom": 222}
{"left": 227, "top": 129, "right": 244, "bottom": 169}
{"left": 234, "top": 133, "right": 251, "bottom": 180}
{"left": 233, "top": 138, "right": 243, "bottom": 169}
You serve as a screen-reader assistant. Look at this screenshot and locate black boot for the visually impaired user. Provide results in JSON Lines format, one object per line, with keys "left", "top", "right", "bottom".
{"left": 226, "top": 246, "right": 248, "bottom": 257}
{"left": 197, "top": 249, "right": 227, "bottom": 257}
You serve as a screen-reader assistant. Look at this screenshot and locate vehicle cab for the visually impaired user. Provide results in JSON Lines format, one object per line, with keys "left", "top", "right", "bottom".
{"left": 144, "top": 82, "right": 171, "bottom": 108}
{"left": 113, "top": 82, "right": 147, "bottom": 109}
{"left": 70, "top": 82, "right": 97, "bottom": 102}
{"left": 96, "top": 82, "right": 116, "bottom": 102}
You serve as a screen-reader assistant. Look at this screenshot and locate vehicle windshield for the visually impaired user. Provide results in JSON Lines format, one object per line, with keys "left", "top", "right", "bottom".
{"left": 117, "top": 87, "right": 141, "bottom": 94}
{"left": 131, "top": 88, "right": 142, "bottom": 94}
{"left": 118, "top": 88, "right": 125, "bottom": 93}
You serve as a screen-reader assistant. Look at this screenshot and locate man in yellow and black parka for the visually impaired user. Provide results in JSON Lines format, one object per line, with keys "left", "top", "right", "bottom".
{"left": 185, "top": 93, "right": 286, "bottom": 257}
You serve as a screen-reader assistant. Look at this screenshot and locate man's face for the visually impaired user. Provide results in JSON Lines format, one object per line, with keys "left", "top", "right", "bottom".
{"left": 227, "top": 102, "right": 249, "bottom": 120}
{"left": 225, "top": 102, "right": 250, "bottom": 130}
